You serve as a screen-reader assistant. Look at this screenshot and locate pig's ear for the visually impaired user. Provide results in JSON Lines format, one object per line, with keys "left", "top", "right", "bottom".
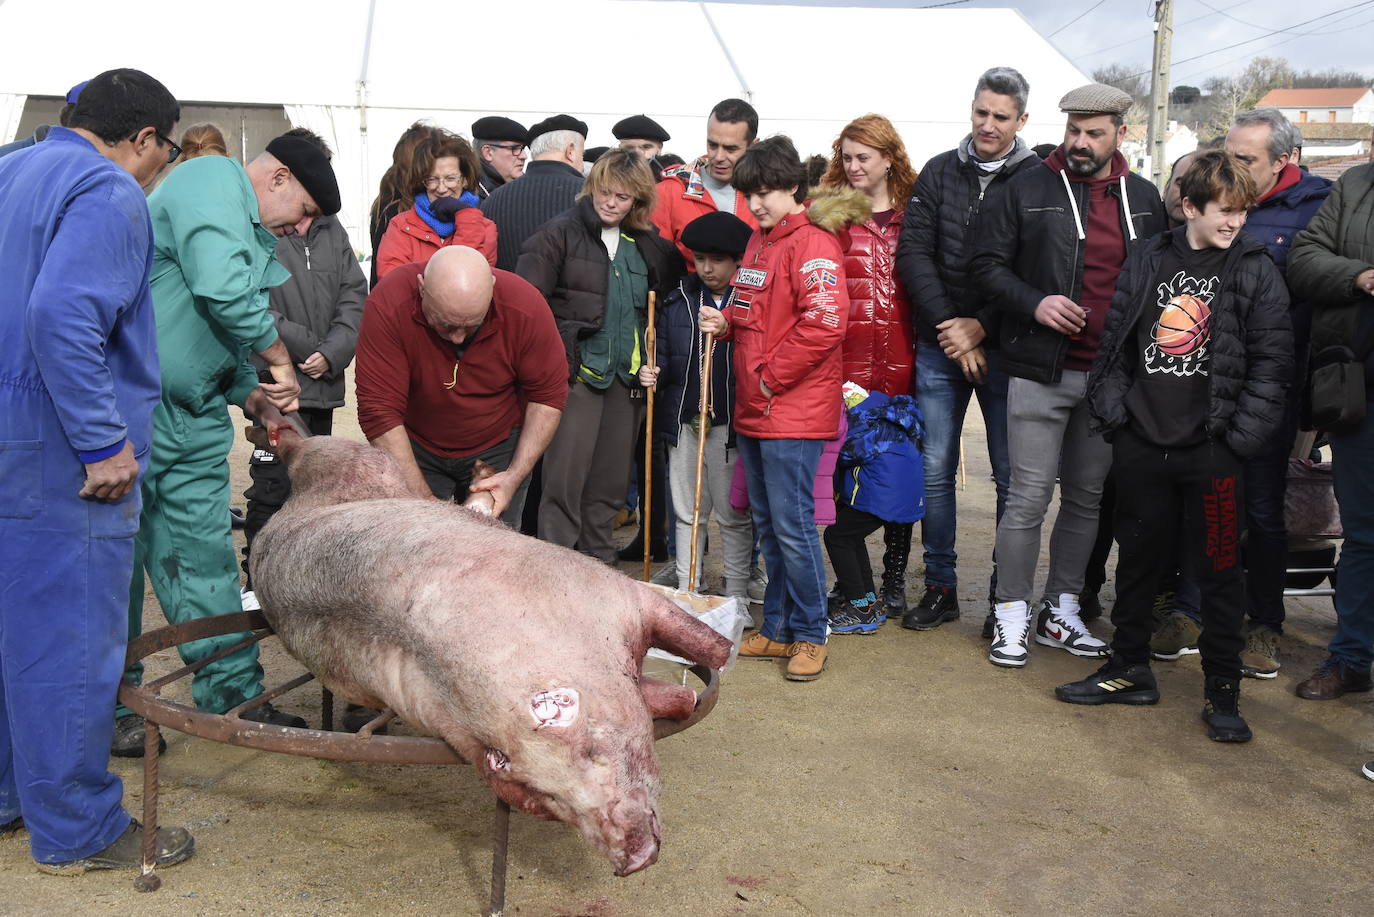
{"left": 640, "top": 677, "right": 697, "bottom": 721}
{"left": 646, "top": 598, "right": 732, "bottom": 670}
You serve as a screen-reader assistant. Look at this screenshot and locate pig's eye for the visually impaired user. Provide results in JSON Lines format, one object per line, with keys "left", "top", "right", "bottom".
{"left": 485, "top": 748, "right": 511, "bottom": 773}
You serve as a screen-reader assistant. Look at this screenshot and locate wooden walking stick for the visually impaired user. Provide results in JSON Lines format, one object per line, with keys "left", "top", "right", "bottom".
{"left": 642, "top": 291, "right": 657, "bottom": 582}
{"left": 688, "top": 329, "right": 715, "bottom": 592}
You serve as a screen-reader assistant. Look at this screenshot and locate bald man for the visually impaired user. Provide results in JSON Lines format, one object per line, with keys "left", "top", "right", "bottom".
{"left": 355, "top": 247, "right": 568, "bottom": 523}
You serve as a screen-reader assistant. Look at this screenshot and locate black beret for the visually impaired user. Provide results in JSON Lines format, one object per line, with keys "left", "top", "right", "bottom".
{"left": 612, "top": 114, "right": 670, "bottom": 143}
{"left": 526, "top": 114, "right": 589, "bottom": 145}
{"left": 265, "top": 134, "right": 340, "bottom": 216}
{"left": 471, "top": 116, "right": 527, "bottom": 143}
{"left": 680, "top": 211, "right": 752, "bottom": 258}
{"left": 584, "top": 145, "right": 610, "bottom": 163}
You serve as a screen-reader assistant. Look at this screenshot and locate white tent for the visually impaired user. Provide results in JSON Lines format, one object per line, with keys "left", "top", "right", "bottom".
{"left": 0, "top": 0, "right": 1090, "bottom": 255}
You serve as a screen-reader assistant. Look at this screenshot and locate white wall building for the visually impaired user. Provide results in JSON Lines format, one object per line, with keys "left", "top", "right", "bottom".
{"left": 1257, "top": 88, "right": 1374, "bottom": 125}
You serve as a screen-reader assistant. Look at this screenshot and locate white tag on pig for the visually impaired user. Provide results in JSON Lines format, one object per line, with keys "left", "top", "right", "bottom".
{"left": 530, "top": 688, "right": 579, "bottom": 728}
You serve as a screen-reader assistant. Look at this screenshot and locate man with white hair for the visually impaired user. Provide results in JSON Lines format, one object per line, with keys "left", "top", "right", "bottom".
{"left": 480, "top": 114, "right": 588, "bottom": 272}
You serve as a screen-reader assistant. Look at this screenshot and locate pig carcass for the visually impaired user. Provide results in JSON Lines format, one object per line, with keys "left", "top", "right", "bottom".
{"left": 247, "top": 430, "right": 731, "bottom": 876}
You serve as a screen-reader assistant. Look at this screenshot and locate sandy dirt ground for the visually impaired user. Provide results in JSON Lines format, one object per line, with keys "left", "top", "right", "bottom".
{"left": 3, "top": 376, "right": 1371, "bottom": 917}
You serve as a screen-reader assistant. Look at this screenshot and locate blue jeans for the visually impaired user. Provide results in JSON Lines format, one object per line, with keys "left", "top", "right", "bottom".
{"left": 736, "top": 435, "right": 827, "bottom": 644}
{"left": 1329, "top": 405, "right": 1374, "bottom": 671}
{"left": 915, "top": 341, "right": 1010, "bottom": 590}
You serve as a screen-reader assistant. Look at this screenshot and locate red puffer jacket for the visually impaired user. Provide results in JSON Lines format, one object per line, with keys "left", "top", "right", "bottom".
{"left": 652, "top": 157, "right": 758, "bottom": 268}
{"left": 809, "top": 186, "right": 914, "bottom": 396}
{"left": 722, "top": 207, "right": 848, "bottom": 439}
{"left": 376, "top": 205, "right": 498, "bottom": 279}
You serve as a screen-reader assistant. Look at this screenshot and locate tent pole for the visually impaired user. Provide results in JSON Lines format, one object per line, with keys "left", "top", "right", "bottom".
{"left": 358, "top": 0, "right": 378, "bottom": 262}
{"left": 697, "top": 2, "right": 753, "bottom": 102}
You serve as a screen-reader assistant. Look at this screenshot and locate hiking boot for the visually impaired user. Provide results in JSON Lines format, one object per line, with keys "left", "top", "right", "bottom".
{"left": 1202, "top": 676, "right": 1252, "bottom": 742}
{"left": 110, "top": 714, "right": 165, "bottom": 758}
{"left": 1295, "top": 655, "right": 1374, "bottom": 700}
{"left": 902, "top": 585, "right": 959, "bottom": 631}
{"left": 747, "top": 565, "right": 768, "bottom": 604}
{"left": 1078, "top": 588, "right": 1104, "bottom": 623}
{"left": 1150, "top": 590, "right": 1177, "bottom": 630}
{"left": 830, "top": 600, "right": 884, "bottom": 635}
{"left": 1240, "top": 625, "right": 1281, "bottom": 679}
{"left": 738, "top": 632, "right": 791, "bottom": 660}
{"left": 239, "top": 701, "right": 307, "bottom": 729}
{"left": 1055, "top": 660, "right": 1160, "bottom": 706}
{"left": 1034, "top": 594, "right": 1108, "bottom": 657}
{"left": 785, "top": 641, "right": 827, "bottom": 681}
{"left": 879, "top": 573, "right": 908, "bottom": 620}
{"left": 825, "top": 587, "right": 848, "bottom": 622}
{"left": 1151, "top": 612, "right": 1202, "bottom": 660}
{"left": 988, "top": 601, "right": 1031, "bottom": 668}
{"left": 37, "top": 820, "right": 194, "bottom": 875}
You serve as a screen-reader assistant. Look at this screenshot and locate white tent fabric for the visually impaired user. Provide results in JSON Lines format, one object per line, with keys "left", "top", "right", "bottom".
{"left": 0, "top": 93, "right": 26, "bottom": 147}
{"left": 0, "top": 0, "right": 1091, "bottom": 257}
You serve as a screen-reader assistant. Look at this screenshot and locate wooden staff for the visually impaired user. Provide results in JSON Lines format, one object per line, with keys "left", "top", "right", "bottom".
{"left": 688, "top": 332, "right": 715, "bottom": 592}
{"left": 642, "top": 290, "right": 657, "bottom": 582}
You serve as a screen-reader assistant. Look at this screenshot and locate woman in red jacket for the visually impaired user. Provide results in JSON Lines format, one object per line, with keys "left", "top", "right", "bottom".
{"left": 376, "top": 132, "right": 498, "bottom": 278}
{"left": 810, "top": 114, "right": 919, "bottom": 622}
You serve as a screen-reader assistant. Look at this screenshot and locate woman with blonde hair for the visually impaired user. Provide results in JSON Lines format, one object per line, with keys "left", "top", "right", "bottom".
{"left": 179, "top": 122, "right": 227, "bottom": 159}
{"left": 810, "top": 113, "right": 920, "bottom": 627}
{"left": 517, "top": 149, "right": 684, "bottom": 561}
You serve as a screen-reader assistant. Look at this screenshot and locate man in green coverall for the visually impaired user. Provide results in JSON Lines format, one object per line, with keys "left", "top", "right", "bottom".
{"left": 113, "top": 134, "right": 342, "bottom": 754}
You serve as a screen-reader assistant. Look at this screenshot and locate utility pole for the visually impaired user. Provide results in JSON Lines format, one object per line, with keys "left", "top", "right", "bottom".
{"left": 1147, "top": 0, "right": 1174, "bottom": 191}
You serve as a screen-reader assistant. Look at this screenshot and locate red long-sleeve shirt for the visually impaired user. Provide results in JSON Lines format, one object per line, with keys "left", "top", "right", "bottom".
{"left": 356, "top": 263, "right": 568, "bottom": 457}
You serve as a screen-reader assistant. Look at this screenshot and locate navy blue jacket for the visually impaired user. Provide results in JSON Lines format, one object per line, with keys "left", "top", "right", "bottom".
{"left": 1245, "top": 166, "right": 1332, "bottom": 360}
{"left": 653, "top": 273, "right": 736, "bottom": 448}
{"left": 836, "top": 391, "right": 925, "bottom": 523}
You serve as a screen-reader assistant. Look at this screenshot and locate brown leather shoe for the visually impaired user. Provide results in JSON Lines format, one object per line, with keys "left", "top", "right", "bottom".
{"left": 785, "top": 641, "right": 828, "bottom": 681}
{"left": 1295, "top": 655, "right": 1374, "bottom": 700}
{"left": 738, "top": 632, "right": 791, "bottom": 660}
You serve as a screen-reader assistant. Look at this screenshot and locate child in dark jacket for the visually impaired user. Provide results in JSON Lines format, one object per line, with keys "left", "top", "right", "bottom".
{"left": 825, "top": 385, "right": 925, "bottom": 634}
{"left": 1058, "top": 150, "right": 1293, "bottom": 743}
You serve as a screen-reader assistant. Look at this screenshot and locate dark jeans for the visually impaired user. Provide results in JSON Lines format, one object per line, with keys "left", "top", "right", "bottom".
{"left": 1108, "top": 429, "right": 1247, "bottom": 680}
{"left": 241, "top": 407, "right": 334, "bottom": 586}
{"left": 1329, "top": 402, "right": 1374, "bottom": 671}
{"left": 411, "top": 427, "right": 526, "bottom": 528}
{"left": 824, "top": 502, "right": 885, "bottom": 601}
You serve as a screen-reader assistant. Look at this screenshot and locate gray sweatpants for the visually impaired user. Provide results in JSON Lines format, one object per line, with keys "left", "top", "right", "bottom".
{"left": 993, "top": 370, "right": 1113, "bottom": 606}
{"left": 667, "top": 422, "right": 753, "bottom": 593}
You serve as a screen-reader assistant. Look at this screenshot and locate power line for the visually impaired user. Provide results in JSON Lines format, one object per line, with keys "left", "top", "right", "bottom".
{"left": 1195, "top": 0, "right": 1324, "bottom": 34}
{"left": 1076, "top": 0, "right": 1255, "bottom": 59}
{"left": 1049, "top": 0, "right": 1111, "bottom": 37}
{"left": 1172, "top": 10, "right": 1374, "bottom": 82}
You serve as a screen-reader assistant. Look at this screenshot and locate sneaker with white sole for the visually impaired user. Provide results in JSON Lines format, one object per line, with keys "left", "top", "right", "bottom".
{"left": 988, "top": 601, "right": 1031, "bottom": 668}
{"left": 1034, "top": 594, "right": 1108, "bottom": 658}
{"left": 1362, "top": 760, "right": 1374, "bottom": 782}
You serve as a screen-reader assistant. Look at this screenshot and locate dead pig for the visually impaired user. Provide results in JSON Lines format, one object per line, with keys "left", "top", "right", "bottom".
{"left": 247, "top": 430, "right": 731, "bottom": 876}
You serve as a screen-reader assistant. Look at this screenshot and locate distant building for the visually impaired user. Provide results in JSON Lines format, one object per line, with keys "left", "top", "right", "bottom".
{"left": 1257, "top": 88, "right": 1374, "bottom": 125}
{"left": 1297, "top": 122, "right": 1374, "bottom": 160}
{"left": 1122, "top": 121, "right": 1198, "bottom": 176}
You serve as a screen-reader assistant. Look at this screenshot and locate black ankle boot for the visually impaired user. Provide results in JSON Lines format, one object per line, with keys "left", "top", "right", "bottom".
{"left": 1202, "top": 676, "right": 1253, "bottom": 742}
{"left": 880, "top": 524, "right": 912, "bottom": 617}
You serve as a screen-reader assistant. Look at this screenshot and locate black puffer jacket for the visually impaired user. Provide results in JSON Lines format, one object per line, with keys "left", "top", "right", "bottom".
{"left": 896, "top": 135, "right": 1040, "bottom": 344}
{"left": 516, "top": 196, "right": 684, "bottom": 379}
{"left": 971, "top": 158, "right": 1166, "bottom": 383}
{"left": 1086, "top": 228, "right": 1293, "bottom": 459}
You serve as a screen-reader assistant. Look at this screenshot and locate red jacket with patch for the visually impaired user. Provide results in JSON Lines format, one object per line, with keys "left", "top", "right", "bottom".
{"left": 375, "top": 205, "right": 498, "bottom": 280}
{"left": 722, "top": 209, "right": 848, "bottom": 439}
{"left": 652, "top": 158, "right": 758, "bottom": 267}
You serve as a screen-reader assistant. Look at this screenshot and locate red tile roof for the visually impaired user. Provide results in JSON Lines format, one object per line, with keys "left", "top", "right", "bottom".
{"left": 1257, "top": 88, "right": 1373, "bottom": 108}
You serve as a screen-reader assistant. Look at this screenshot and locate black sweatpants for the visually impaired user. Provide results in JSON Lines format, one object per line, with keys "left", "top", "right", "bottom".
{"left": 824, "top": 501, "right": 886, "bottom": 601}
{"left": 241, "top": 407, "right": 334, "bottom": 585}
{"left": 1108, "top": 428, "right": 1247, "bottom": 680}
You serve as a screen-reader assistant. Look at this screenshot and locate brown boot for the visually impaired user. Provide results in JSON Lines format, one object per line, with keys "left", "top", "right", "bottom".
{"left": 1295, "top": 655, "right": 1373, "bottom": 700}
{"left": 785, "top": 641, "right": 828, "bottom": 681}
{"left": 738, "top": 632, "right": 791, "bottom": 660}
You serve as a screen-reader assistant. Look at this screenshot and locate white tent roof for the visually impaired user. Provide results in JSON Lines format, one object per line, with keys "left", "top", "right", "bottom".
{"left": 0, "top": 0, "right": 1090, "bottom": 253}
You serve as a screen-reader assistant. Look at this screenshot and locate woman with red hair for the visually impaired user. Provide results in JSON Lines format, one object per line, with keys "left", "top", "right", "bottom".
{"left": 810, "top": 114, "right": 919, "bottom": 625}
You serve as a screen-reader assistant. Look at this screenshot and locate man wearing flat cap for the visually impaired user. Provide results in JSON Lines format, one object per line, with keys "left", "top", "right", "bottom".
{"left": 970, "top": 83, "right": 1165, "bottom": 670}
{"left": 116, "top": 131, "right": 343, "bottom": 750}
{"left": 472, "top": 115, "right": 528, "bottom": 200}
{"left": 481, "top": 114, "right": 588, "bottom": 273}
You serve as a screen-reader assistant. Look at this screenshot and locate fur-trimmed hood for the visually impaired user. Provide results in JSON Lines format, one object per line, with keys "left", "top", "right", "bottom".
{"left": 805, "top": 184, "right": 873, "bottom": 233}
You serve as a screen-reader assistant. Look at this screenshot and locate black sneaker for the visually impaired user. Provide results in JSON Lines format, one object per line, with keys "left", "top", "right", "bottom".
{"left": 1362, "top": 761, "right": 1374, "bottom": 783}
{"left": 1079, "top": 588, "right": 1103, "bottom": 623}
{"left": 239, "top": 701, "right": 307, "bottom": 729}
{"left": 825, "top": 586, "right": 847, "bottom": 622}
{"left": 1055, "top": 660, "right": 1160, "bottom": 706}
{"left": 1202, "top": 677, "right": 1253, "bottom": 742}
{"left": 830, "top": 601, "right": 884, "bottom": 635}
{"left": 110, "top": 714, "right": 166, "bottom": 758}
{"left": 901, "top": 585, "right": 959, "bottom": 630}
{"left": 37, "top": 819, "right": 194, "bottom": 875}
{"left": 879, "top": 577, "right": 908, "bottom": 619}
{"left": 982, "top": 607, "right": 996, "bottom": 640}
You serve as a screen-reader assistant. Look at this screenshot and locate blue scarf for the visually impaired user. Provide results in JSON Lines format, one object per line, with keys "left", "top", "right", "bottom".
{"left": 413, "top": 193, "right": 454, "bottom": 238}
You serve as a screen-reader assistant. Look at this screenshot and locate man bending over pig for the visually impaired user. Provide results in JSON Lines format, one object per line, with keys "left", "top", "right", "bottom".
{"left": 356, "top": 246, "right": 567, "bottom": 525}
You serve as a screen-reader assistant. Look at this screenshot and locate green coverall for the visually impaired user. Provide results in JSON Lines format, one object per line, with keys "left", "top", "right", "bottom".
{"left": 121, "top": 156, "right": 289, "bottom": 714}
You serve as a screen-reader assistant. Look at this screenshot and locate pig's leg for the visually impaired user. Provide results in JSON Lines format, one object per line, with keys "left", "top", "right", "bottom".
{"left": 645, "top": 599, "right": 732, "bottom": 669}
{"left": 639, "top": 677, "right": 697, "bottom": 721}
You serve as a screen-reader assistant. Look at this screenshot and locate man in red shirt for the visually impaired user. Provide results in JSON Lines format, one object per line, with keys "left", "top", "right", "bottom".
{"left": 355, "top": 246, "right": 567, "bottom": 525}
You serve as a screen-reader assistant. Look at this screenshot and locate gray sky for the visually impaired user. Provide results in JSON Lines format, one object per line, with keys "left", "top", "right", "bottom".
{"left": 695, "top": 0, "right": 1374, "bottom": 86}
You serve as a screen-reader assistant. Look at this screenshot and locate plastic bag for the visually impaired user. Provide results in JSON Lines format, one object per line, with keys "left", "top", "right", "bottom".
{"left": 642, "top": 585, "right": 751, "bottom": 672}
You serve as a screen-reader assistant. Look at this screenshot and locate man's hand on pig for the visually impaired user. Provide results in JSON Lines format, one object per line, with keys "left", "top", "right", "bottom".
{"left": 243, "top": 389, "right": 294, "bottom": 445}
{"left": 469, "top": 469, "right": 520, "bottom": 516}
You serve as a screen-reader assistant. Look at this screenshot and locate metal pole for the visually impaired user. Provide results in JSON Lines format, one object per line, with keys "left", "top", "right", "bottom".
{"left": 488, "top": 799, "right": 511, "bottom": 917}
{"left": 1147, "top": 0, "right": 1174, "bottom": 191}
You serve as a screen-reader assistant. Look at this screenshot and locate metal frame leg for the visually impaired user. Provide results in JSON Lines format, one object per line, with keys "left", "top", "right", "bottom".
{"left": 133, "top": 721, "right": 163, "bottom": 892}
{"left": 488, "top": 799, "right": 511, "bottom": 916}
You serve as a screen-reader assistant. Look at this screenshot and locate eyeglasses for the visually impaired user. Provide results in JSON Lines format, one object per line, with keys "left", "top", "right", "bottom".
{"left": 486, "top": 143, "right": 526, "bottom": 155}
{"left": 156, "top": 131, "right": 182, "bottom": 164}
{"left": 423, "top": 174, "right": 464, "bottom": 189}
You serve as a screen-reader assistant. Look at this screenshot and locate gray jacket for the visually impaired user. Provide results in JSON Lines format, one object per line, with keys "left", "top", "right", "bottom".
{"left": 252, "top": 215, "right": 367, "bottom": 409}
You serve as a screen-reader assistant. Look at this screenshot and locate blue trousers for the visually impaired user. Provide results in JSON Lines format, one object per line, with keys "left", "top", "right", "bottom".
{"left": 736, "top": 435, "right": 827, "bottom": 645}
{"left": 1329, "top": 404, "right": 1374, "bottom": 671}
{"left": 0, "top": 451, "right": 136, "bottom": 862}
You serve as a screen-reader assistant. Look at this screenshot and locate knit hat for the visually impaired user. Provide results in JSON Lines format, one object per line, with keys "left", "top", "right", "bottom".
{"left": 526, "top": 114, "right": 589, "bottom": 145}
{"left": 1058, "top": 83, "right": 1133, "bottom": 116}
{"left": 612, "top": 114, "right": 670, "bottom": 143}
{"left": 265, "top": 134, "right": 341, "bottom": 215}
{"left": 681, "top": 211, "right": 752, "bottom": 258}
{"left": 471, "top": 116, "right": 527, "bottom": 143}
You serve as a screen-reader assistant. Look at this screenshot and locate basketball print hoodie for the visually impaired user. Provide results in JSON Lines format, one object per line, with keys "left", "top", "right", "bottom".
{"left": 1086, "top": 226, "right": 1294, "bottom": 460}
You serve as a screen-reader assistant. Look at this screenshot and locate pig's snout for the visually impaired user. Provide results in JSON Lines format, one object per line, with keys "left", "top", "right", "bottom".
{"left": 609, "top": 797, "right": 660, "bottom": 877}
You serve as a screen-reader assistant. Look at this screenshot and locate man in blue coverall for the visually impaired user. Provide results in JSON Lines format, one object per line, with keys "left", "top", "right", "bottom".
{"left": 0, "top": 69, "right": 196, "bottom": 873}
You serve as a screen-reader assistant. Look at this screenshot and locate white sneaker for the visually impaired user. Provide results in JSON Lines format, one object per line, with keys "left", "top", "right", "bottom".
{"left": 240, "top": 589, "right": 261, "bottom": 612}
{"left": 989, "top": 601, "right": 1031, "bottom": 668}
{"left": 1035, "top": 594, "right": 1108, "bottom": 657}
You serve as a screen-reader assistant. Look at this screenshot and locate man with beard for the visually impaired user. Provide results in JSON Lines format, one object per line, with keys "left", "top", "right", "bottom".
{"left": 971, "top": 83, "right": 1166, "bottom": 669}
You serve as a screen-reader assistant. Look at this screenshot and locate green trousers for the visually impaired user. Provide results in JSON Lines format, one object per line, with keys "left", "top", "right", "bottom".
{"left": 120, "top": 396, "right": 263, "bottom": 716}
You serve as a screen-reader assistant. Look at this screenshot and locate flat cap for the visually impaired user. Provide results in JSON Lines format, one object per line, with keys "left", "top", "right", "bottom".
{"left": 471, "top": 116, "right": 526, "bottom": 143}
{"left": 526, "top": 114, "right": 589, "bottom": 145}
{"left": 681, "top": 211, "right": 753, "bottom": 258}
{"left": 612, "top": 114, "right": 670, "bottom": 143}
{"left": 1058, "top": 82, "right": 1133, "bottom": 116}
{"left": 266, "top": 134, "right": 341, "bottom": 216}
